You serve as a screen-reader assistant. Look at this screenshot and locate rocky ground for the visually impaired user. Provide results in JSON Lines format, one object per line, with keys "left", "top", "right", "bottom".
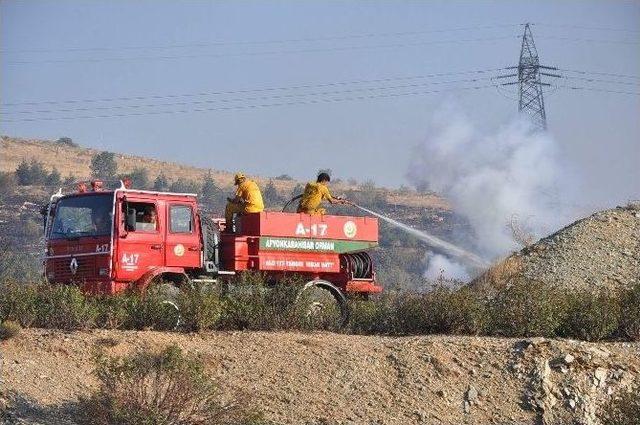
{"left": 498, "top": 203, "right": 640, "bottom": 292}
{"left": 1, "top": 329, "right": 638, "bottom": 425}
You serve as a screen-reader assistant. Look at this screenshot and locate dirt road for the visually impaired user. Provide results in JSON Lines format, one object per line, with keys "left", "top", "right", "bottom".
{"left": 1, "top": 329, "right": 638, "bottom": 424}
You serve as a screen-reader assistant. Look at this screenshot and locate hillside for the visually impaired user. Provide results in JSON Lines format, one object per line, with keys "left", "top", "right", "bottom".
{"left": 2, "top": 329, "right": 639, "bottom": 425}
{"left": 0, "top": 136, "right": 449, "bottom": 211}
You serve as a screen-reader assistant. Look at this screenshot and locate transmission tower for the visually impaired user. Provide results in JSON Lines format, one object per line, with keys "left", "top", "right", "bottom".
{"left": 497, "top": 23, "right": 561, "bottom": 131}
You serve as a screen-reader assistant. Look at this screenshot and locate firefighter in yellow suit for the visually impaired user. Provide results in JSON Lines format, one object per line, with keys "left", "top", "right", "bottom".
{"left": 225, "top": 173, "right": 264, "bottom": 228}
{"left": 297, "top": 172, "right": 349, "bottom": 215}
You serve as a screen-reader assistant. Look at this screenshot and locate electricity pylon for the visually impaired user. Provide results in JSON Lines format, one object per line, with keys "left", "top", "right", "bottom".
{"left": 497, "top": 23, "right": 561, "bottom": 131}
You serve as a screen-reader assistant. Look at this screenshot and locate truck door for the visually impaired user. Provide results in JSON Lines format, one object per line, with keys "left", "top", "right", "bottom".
{"left": 165, "top": 203, "right": 201, "bottom": 268}
{"left": 116, "top": 198, "right": 164, "bottom": 282}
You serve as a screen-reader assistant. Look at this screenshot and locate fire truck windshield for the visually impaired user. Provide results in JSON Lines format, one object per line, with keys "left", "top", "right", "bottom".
{"left": 50, "top": 193, "right": 114, "bottom": 240}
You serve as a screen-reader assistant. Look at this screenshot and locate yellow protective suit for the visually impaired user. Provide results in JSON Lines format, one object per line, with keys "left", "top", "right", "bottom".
{"left": 296, "top": 182, "right": 333, "bottom": 215}
{"left": 225, "top": 179, "right": 264, "bottom": 224}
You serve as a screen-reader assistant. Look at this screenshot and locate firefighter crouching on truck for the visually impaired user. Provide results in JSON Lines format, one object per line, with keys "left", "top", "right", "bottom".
{"left": 297, "top": 172, "right": 349, "bottom": 215}
{"left": 225, "top": 172, "right": 264, "bottom": 230}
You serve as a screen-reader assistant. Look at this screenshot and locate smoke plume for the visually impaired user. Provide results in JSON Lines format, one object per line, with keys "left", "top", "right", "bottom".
{"left": 408, "top": 106, "right": 581, "bottom": 280}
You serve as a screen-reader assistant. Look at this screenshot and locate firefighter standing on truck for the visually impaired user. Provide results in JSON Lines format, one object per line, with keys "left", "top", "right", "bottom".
{"left": 225, "top": 172, "right": 264, "bottom": 228}
{"left": 297, "top": 172, "right": 348, "bottom": 215}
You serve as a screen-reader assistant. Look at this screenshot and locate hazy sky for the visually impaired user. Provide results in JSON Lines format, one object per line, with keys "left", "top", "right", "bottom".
{"left": 1, "top": 1, "right": 638, "bottom": 206}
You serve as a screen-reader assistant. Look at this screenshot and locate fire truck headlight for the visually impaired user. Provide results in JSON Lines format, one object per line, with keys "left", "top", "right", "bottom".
{"left": 99, "top": 268, "right": 109, "bottom": 276}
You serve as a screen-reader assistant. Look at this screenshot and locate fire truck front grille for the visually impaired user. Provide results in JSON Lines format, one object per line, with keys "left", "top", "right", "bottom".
{"left": 52, "top": 256, "right": 96, "bottom": 282}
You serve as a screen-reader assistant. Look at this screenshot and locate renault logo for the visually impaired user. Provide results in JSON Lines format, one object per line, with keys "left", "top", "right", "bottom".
{"left": 69, "top": 258, "right": 78, "bottom": 275}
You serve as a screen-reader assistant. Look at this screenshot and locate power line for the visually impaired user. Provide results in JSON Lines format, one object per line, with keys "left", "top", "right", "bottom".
{"left": 1, "top": 83, "right": 499, "bottom": 123}
{"left": 3, "top": 76, "right": 498, "bottom": 116}
{"left": 562, "top": 76, "right": 640, "bottom": 86}
{"left": 1, "top": 23, "right": 524, "bottom": 54}
{"left": 5, "top": 35, "right": 520, "bottom": 65}
{"left": 531, "top": 23, "right": 640, "bottom": 34}
{"left": 553, "top": 85, "right": 640, "bottom": 96}
{"left": 556, "top": 68, "right": 640, "bottom": 80}
{"left": 1, "top": 67, "right": 507, "bottom": 107}
{"left": 536, "top": 35, "right": 640, "bottom": 45}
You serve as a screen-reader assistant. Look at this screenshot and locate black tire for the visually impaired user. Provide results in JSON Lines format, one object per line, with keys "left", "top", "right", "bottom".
{"left": 297, "top": 280, "right": 349, "bottom": 330}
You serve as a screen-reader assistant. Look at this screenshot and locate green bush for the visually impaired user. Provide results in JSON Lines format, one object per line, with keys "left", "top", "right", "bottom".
{"left": 79, "top": 345, "right": 263, "bottom": 425}
{"left": 0, "top": 282, "right": 40, "bottom": 327}
{"left": 178, "top": 283, "right": 222, "bottom": 331}
{"left": 219, "top": 281, "right": 301, "bottom": 331}
{"left": 618, "top": 283, "right": 640, "bottom": 341}
{"left": 348, "top": 295, "right": 397, "bottom": 334}
{"left": 560, "top": 290, "right": 620, "bottom": 341}
{"left": 488, "top": 279, "right": 566, "bottom": 337}
{"left": 0, "top": 320, "right": 21, "bottom": 341}
{"left": 94, "top": 294, "right": 138, "bottom": 329}
{"left": 35, "top": 284, "right": 98, "bottom": 330}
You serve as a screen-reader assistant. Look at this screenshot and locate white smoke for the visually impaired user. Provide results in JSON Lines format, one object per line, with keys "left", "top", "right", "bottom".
{"left": 424, "top": 253, "right": 470, "bottom": 282}
{"left": 409, "top": 105, "right": 581, "bottom": 279}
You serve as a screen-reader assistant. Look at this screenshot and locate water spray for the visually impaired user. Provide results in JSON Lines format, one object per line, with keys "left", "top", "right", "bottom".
{"left": 349, "top": 203, "right": 489, "bottom": 270}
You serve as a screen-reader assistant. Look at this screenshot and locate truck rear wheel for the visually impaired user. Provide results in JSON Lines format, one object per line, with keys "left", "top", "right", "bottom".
{"left": 297, "top": 280, "right": 349, "bottom": 330}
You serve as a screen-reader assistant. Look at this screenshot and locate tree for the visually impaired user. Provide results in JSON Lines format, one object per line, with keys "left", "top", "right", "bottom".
{"left": 90, "top": 152, "right": 117, "bottom": 179}
{"left": 15, "top": 159, "right": 31, "bottom": 185}
{"left": 274, "top": 174, "right": 293, "bottom": 181}
{"left": 64, "top": 174, "right": 76, "bottom": 185}
{"left": 46, "top": 167, "right": 62, "bottom": 186}
{"left": 153, "top": 172, "right": 169, "bottom": 191}
{"left": 170, "top": 178, "right": 200, "bottom": 194}
{"left": 56, "top": 137, "right": 78, "bottom": 147}
{"left": 15, "top": 158, "right": 47, "bottom": 185}
{"left": 120, "top": 167, "right": 149, "bottom": 189}
{"left": 201, "top": 171, "right": 222, "bottom": 205}
{"left": 263, "top": 180, "right": 283, "bottom": 206}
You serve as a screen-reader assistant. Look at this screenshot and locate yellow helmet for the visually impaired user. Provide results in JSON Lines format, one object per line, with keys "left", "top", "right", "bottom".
{"left": 234, "top": 172, "right": 246, "bottom": 185}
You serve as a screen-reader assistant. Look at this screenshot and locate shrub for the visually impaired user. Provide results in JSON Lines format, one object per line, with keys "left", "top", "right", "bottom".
{"left": 348, "top": 295, "right": 398, "bottom": 334}
{"left": 0, "top": 320, "right": 21, "bottom": 341}
{"left": 488, "top": 279, "right": 565, "bottom": 337}
{"left": 618, "top": 283, "right": 640, "bottom": 341}
{"left": 600, "top": 380, "right": 640, "bottom": 425}
{"left": 79, "top": 345, "right": 262, "bottom": 425}
{"left": 178, "top": 283, "right": 222, "bottom": 331}
{"left": 560, "top": 290, "right": 620, "bottom": 341}
{"left": 35, "top": 284, "right": 98, "bottom": 330}
{"left": 219, "top": 281, "right": 301, "bottom": 331}
{"left": 94, "top": 294, "right": 138, "bottom": 329}
{"left": 0, "top": 282, "right": 40, "bottom": 327}
{"left": 441, "top": 286, "right": 488, "bottom": 335}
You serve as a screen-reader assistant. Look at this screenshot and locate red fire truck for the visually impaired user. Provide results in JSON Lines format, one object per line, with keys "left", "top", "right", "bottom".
{"left": 43, "top": 180, "right": 382, "bottom": 325}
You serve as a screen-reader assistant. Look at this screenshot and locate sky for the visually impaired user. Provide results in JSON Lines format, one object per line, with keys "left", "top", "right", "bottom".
{"left": 1, "top": 0, "right": 639, "bottom": 207}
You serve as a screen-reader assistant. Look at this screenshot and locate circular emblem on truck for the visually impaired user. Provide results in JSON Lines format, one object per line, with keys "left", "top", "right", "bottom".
{"left": 343, "top": 221, "right": 357, "bottom": 238}
{"left": 174, "top": 244, "right": 185, "bottom": 257}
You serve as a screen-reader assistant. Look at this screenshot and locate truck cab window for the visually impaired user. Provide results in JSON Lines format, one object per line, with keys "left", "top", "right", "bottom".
{"left": 124, "top": 202, "right": 158, "bottom": 232}
{"left": 170, "top": 205, "right": 193, "bottom": 233}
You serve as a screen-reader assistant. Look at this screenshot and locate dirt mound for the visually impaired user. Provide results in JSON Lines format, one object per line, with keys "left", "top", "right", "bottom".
{"left": 1, "top": 329, "right": 639, "bottom": 424}
{"left": 482, "top": 204, "right": 640, "bottom": 292}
